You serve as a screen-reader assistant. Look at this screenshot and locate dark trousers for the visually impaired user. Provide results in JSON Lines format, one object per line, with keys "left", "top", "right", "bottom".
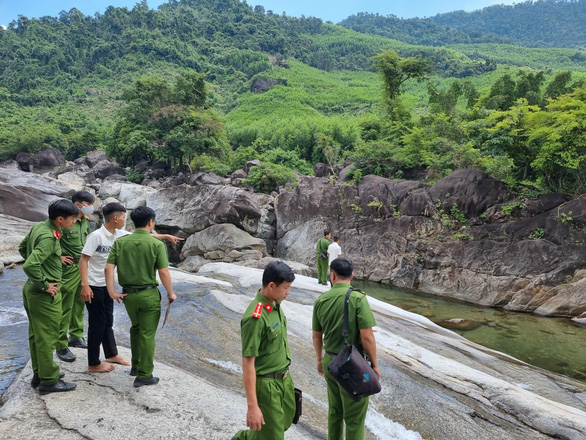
{"left": 85, "top": 286, "right": 118, "bottom": 366}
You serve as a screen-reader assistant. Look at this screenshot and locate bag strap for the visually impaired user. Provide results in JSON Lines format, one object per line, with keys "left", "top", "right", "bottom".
{"left": 342, "top": 287, "right": 353, "bottom": 345}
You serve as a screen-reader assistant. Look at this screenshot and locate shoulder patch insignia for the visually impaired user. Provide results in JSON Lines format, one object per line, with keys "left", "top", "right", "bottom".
{"left": 52, "top": 230, "right": 62, "bottom": 240}
{"left": 252, "top": 302, "right": 263, "bottom": 319}
{"left": 264, "top": 303, "right": 272, "bottom": 313}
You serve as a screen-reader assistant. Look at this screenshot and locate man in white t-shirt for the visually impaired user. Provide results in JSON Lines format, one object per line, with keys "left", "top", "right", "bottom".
{"left": 80, "top": 203, "right": 183, "bottom": 373}
{"left": 327, "top": 233, "right": 342, "bottom": 286}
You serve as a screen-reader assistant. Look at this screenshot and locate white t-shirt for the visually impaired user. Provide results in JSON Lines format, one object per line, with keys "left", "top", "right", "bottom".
{"left": 81, "top": 225, "right": 131, "bottom": 287}
{"left": 327, "top": 242, "right": 342, "bottom": 266}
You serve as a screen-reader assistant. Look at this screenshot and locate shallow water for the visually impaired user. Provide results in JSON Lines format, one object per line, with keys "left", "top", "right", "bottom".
{"left": 354, "top": 280, "right": 586, "bottom": 382}
{"left": 2, "top": 266, "right": 586, "bottom": 402}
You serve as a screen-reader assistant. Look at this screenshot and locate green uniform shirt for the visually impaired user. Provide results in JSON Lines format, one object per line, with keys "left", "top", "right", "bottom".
{"left": 316, "top": 237, "right": 330, "bottom": 255}
{"left": 241, "top": 291, "right": 291, "bottom": 376}
{"left": 312, "top": 282, "right": 376, "bottom": 355}
{"left": 19, "top": 219, "right": 63, "bottom": 291}
{"left": 60, "top": 215, "right": 90, "bottom": 259}
{"left": 106, "top": 229, "right": 168, "bottom": 288}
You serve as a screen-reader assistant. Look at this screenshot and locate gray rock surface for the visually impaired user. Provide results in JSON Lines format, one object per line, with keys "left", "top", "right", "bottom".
{"left": 0, "top": 214, "right": 35, "bottom": 264}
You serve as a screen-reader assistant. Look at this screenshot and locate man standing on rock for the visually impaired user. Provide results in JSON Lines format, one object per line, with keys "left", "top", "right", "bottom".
{"left": 316, "top": 229, "right": 331, "bottom": 285}
{"left": 19, "top": 199, "right": 79, "bottom": 394}
{"left": 105, "top": 206, "right": 177, "bottom": 387}
{"left": 232, "top": 261, "right": 296, "bottom": 440}
{"left": 312, "top": 257, "right": 380, "bottom": 440}
{"left": 327, "top": 233, "right": 342, "bottom": 286}
{"left": 56, "top": 190, "right": 95, "bottom": 363}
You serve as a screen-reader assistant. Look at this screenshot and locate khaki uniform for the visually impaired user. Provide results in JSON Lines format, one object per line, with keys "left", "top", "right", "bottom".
{"left": 312, "top": 282, "right": 376, "bottom": 440}
{"left": 107, "top": 229, "right": 168, "bottom": 379}
{"left": 57, "top": 215, "right": 90, "bottom": 349}
{"left": 233, "top": 291, "right": 295, "bottom": 440}
{"left": 316, "top": 237, "right": 330, "bottom": 284}
{"left": 19, "top": 220, "right": 64, "bottom": 385}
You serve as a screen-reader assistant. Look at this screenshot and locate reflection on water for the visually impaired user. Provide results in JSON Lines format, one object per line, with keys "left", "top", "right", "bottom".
{"left": 354, "top": 280, "right": 586, "bottom": 382}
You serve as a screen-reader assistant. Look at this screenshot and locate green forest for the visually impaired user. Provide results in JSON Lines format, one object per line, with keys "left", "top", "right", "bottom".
{"left": 1, "top": 0, "right": 586, "bottom": 194}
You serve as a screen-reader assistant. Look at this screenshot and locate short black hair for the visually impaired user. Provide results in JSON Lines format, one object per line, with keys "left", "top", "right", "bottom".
{"left": 130, "top": 206, "right": 156, "bottom": 228}
{"left": 330, "top": 257, "right": 353, "bottom": 278}
{"left": 324, "top": 229, "right": 330, "bottom": 236}
{"left": 333, "top": 233, "right": 340, "bottom": 241}
{"left": 103, "top": 203, "right": 127, "bottom": 222}
{"left": 48, "top": 199, "right": 79, "bottom": 220}
{"left": 72, "top": 190, "right": 95, "bottom": 204}
{"left": 262, "top": 260, "right": 295, "bottom": 287}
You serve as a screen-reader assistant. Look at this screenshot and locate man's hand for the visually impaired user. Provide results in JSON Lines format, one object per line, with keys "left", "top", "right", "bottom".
{"left": 165, "top": 234, "right": 184, "bottom": 245}
{"left": 109, "top": 291, "right": 127, "bottom": 304}
{"left": 373, "top": 365, "right": 381, "bottom": 379}
{"left": 317, "top": 359, "right": 324, "bottom": 376}
{"left": 61, "top": 256, "right": 74, "bottom": 265}
{"left": 81, "top": 285, "right": 94, "bottom": 303}
{"left": 246, "top": 404, "right": 265, "bottom": 431}
{"left": 46, "top": 282, "right": 59, "bottom": 296}
{"left": 167, "top": 291, "right": 177, "bottom": 303}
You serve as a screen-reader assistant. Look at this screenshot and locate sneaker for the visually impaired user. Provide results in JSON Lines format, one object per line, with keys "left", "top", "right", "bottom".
{"left": 129, "top": 367, "right": 137, "bottom": 376}
{"left": 133, "top": 376, "right": 159, "bottom": 387}
{"left": 38, "top": 379, "right": 77, "bottom": 395}
{"left": 56, "top": 348, "right": 76, "bottom": 362}
{"left": 68, "top": 337, "right": 88, "bottom": 349}
{"left": 31, "top": 372, "right": 64, "bottom": 388}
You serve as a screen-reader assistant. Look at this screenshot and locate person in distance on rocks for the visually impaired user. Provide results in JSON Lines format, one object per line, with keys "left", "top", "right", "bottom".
{"left": 19, "top": 199, "right": 79, "bottom": 394}
{"left": 105, "top": 206, "right": 177, "bottom": 387}
{"left": 327, "top": 233, "right": 342, "bottom": 286}
{"left": 316, "top": 229, "right": 331, "bottom": 285}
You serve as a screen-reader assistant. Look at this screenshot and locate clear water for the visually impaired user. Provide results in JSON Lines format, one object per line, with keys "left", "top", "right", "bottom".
{"left": 354, "top": 280, "right": 586, "bottom": 382}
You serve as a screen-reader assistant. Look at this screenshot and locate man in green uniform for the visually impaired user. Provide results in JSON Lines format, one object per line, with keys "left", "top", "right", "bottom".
{"left": 19, "top": 199, "right": 79, "bottom": 394}
{"left": 105, "top": 206, "right": 177, "bottom": 387}
{"left": 232, "top": 261, "right": 296, "bottom": 440}
{"left": 312, "top": 257, "right": 380, "bottom": 440}
{"left": 56, "top": 191, "right": 95, "bottom": 362}
{"left": 316, "top": 229, "right": 331, "bottom": 285}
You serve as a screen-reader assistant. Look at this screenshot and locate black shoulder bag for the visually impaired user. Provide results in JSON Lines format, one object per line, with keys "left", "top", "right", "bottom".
{"left": 327, "top": 288, "right": 381, "bottom": 402}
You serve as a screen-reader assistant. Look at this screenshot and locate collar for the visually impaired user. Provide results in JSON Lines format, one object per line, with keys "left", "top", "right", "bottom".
{"left": 101, "top": 224, "right": 115, "bottom": 238}
{"left": 254, "top": 291, "right": 278, "bottom": 314}
{"left": 133, "top": 229, "right": 150, "bottom": 235}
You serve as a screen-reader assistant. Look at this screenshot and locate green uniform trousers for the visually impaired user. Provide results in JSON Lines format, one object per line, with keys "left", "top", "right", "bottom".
{"left": 323, "top": 353, "right": 369, "bottom": 440}
{"left": 234, "top": 374, "right": 295, "bottom": 440}
{"left": 57, "top": 264, "right": 83, "bottom": 350}
{"left": 317, "top": 257, "right": 329, "bottom": 284}
{"left": 23, "top": 283, "right": 62, "bottom": 385}
{"left": 123, "top": 287, "right": 161, "bottom": 379}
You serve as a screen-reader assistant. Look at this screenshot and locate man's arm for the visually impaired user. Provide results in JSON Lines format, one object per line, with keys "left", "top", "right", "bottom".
{"left": 157, "top": 267, "right": 177, "bottom": 302}
{"left": 360, "top": 327, "right": 381, "bottom": 378}
{"left": 105, "top": 263, "right": 126, "bottom": 303}
{"left": 152, "top": 233, "right": 184, "bottom": 245}
{"left": 312, "top": 330, "right": 324, "bottom": 376}
{"left": 79, "top": 254, "right": 94, "bottom": 303}
{"left": 242, "top": 356, "right": 264, "bottom": 431}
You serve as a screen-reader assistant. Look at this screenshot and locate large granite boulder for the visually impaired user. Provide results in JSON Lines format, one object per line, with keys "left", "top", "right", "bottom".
{"left": 0, "top": 169, "right": 73, "bottom": 222}
{"left": 180, "top": 224, "right": 266, "bottom": 263}
{"left": 0, "top": 214, "right": 35, "bottom": 264}
{"left": 92, "top": 159, "right": 125, "bottom": 180}
{"left": 146, "top": 184, "right": 262, "bottom": 234}
{"left": 26, "top": 148, "right": 66, "bottom": 173}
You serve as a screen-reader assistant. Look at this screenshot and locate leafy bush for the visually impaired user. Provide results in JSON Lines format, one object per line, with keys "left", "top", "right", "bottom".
{"left": 191, "top": 154, "right": 231, "bottom": 176}
{"left": 125, "top": 168, "right": 143, "bottom": 183}
{"left": 243, "top": 162, "right": 299, "bottom": 193}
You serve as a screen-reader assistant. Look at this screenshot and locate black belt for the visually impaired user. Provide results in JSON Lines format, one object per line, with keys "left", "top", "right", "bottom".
{"left": 122, "top": 285, "right": 158, "bottom": 294}
{"left": 260, "top": 370, "right": 289, "bottom": 379}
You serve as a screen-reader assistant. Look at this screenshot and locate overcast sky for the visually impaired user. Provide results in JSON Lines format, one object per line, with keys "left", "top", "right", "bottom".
{"left": 0, "top": 0, "right": 520, "bottom": 27}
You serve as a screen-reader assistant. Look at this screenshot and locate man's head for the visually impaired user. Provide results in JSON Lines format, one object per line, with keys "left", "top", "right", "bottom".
{"left": 72, "top": 191, "right": 96, "bottom": 216}
{"left": 48, "top": 199, "right": 79, "bottom": 229}
{"left": 102, "top": 202, "right": 127, "bottom": 229}
{"left": 261, "top": 261, "right": 295, "bottom": 303}
{"left": 130, "top": 206, "right": 156, "bottom": 231}
{"left": 333, "top": 233, "right": 340, "bottom": 242}
{"left": 324, "top": 229, "right": 331, "bottom": 239}
{"left": 330, "top": 257, "right": 354, "bottom": 284}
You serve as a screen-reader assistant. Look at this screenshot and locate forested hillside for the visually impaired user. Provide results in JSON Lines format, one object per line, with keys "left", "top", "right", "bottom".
{"left": 431, "top": 0, "right": 586, "bottom": 49}
{"left": 1, "top": 0, "right": 586, "bottom": 195}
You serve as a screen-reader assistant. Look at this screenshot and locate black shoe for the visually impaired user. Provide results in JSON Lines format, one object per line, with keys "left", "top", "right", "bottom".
{"left": 68, "top": 337, "right": 87, "bottom": 349}
{"left": 56, "top": 348, "right": 76, "bottom": 362}
{"left": 38, "top": 379, "right": 76, "bottom": 395}
{"left": 133, "top": 376, "right": 159, "bottom": 387}
{"left": 31, "top": 372, "right": 64, "bottom": 388}
{"left": 129, "top": 367, "right": 137, "bottom": 376}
